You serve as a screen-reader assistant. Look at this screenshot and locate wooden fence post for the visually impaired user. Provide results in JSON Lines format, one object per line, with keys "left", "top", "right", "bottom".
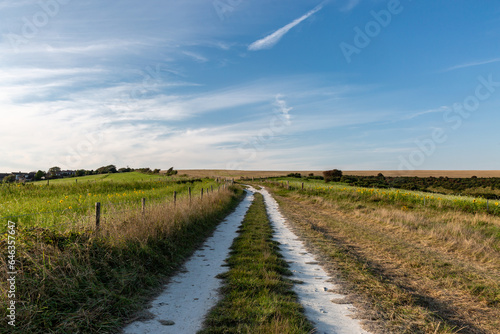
{"left": 301, "top": 182, "right": 304, "bottom": 190}
{"left": 142, "top": 198, "right": 146, "bottom": 215}
{"left": 201, "top": 188, "right": 204, "bottom": 200}
{"left": 211, "top": 185, "right": 213, "bottom": 193}
{"left": 173, "top": 191, "right": 177, "bottom": 207}
{"left": 189, "top": 187, "right": 192, "bottom": 204}
{"left": 95, "top": 202, "right": 101, "bottom": 233}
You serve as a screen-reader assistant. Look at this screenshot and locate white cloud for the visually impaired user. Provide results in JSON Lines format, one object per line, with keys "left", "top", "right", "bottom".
{"left": 443, "top": 57, "right": 500, "bottom": 72}
{"left": 340, "top": 0, "right": 360, "bottom": 12}
{"left": 405, "top": 106, "right": 450, "bottom": 120}
{"left": 182, "top": 51, "right": 209, "bottom": 63}
{"left": 248, "top": 3, "right": 324, "bottom": 51}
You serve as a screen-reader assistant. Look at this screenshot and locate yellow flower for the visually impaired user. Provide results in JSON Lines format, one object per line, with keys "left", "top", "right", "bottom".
{"left": 59, "top": 200, "right": 63, "bottom": 203}
{"left": 65, "top": 196, "right": 68, "bottom": 199}
{"left": 495, "top": 202, "right": 499, "bottom": 206}
{"left": 68, "top": 206, "right": 72, "bottom": 209}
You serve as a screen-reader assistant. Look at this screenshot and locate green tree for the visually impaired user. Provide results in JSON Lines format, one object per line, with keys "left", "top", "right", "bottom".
{"left": 48, "top": 166, "right": 61, "bottom": 178}
{"left": 3, "top": 175, "right": 15, "bottom": 183}
{"left": 34, "top": 170, "right": 46, "bottom": 181}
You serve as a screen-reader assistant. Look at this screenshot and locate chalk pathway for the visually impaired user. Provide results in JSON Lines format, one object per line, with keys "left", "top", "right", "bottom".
{"left": 254, "top": 186, "right": 369, "bottom": 334}
{"left": 123, "top": 187, "right": 369, "bottom": 334}
{"left": 123, "top": 190, "right": 254, "bottom": 334}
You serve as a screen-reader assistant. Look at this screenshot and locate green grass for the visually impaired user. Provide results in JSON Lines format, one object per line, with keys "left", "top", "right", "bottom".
{"left": 0, "top": 185, "right": 244, "bottom": 333}
{"left": 32, "top": 171, "right": 171, "bottom": 184}
{"left": 268, "top": 178, "right": 500, "bottom": 216}
{"left": 0, "top": 172, "right": 217, "bottom": 232}
{"left": 200, "top": 192, "right": 313, "bottom": 334}
{"left": 258, "top": 181, "right": 500, "bottom": 334}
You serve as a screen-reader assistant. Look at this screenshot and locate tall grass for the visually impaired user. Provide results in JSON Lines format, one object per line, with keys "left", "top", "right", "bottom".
{"left": 0, "top": 173, "right": 217, "bottom": 232}
{"left": 271, "top": 178, "right": 500, "bottom": 216}
{"left": 0, "top": 184, "right": 243, "bottom": 333}
{"left": 259, "top": 181, "right": 500, "bottom": 334}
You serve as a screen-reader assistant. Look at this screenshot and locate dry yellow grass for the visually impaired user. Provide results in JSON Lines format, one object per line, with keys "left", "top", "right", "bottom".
{"left": 0, "top": 186, "right": 242, "bottom": 333}
{"left": 176, "top": 169, "right": 500, "bottom": 179}
{"left": 263, "top": 185, "right": 500, "bottom": 334}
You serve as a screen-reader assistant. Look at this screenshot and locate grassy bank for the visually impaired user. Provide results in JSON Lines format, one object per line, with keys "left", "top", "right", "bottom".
{"left": 0, "top": 185, "right": 243, "bottom": 333}
{"left": 0, "top": 172, "right": 217, "bottom": 231}
{"left": 258, "top": 182, "right": 500, "bottom": 334}
{"left": 200, "top": 192, "right": 313, "bottom": 334}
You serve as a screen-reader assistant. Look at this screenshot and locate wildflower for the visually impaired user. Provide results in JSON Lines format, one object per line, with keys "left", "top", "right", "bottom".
{"left": 59, "top": 200, "right": 63, "bottom": 203}
{"left": 68, "top": 206, "right": 72, "bottom": 209}
{"left": 495, "top": 202, "right": 499, "bottom": 206}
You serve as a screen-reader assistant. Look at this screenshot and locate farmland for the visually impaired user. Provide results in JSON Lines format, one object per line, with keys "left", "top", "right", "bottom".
{"left": 178, "top": 169, "right": 500, "bottom": 179}
{"left": 0, "top": 172, "right": 219, "bottom": 232}
{"left": 251, "top": 177, "right": 500, "bottom": 333}
{"left": 2, "top": 171, "right": 500, "bottom": 333}
{"left": 0, "top": 172, "right": 242, "bottom": 333}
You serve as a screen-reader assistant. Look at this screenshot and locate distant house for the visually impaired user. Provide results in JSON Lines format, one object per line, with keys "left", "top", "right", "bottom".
{"left": 58, "top": 170, "right": 76, "bottom": 177}
{"left": 12, "top": 172, "right": 28, "bottom": 182}
{"left": 0, "top": 173, "right": 10, "bottom": 181}
{"left": 26, "top": 172, "right": 36, "bottom": 181}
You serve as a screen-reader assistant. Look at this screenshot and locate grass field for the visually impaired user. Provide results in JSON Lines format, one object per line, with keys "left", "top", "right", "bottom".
{"left": 254, "top": 179, "right": 500, "bottom": 334}
{"left": 177, "top": 169, "right": 500, "bottom": 179}
{"left": 271, "top": 178, "right": 500, "bottom": 217}
{"left": 0, "top": 173, "right": 243, "bottom": 333}
{"left": 0, "top": 172, "right": 217, "bottom": 232}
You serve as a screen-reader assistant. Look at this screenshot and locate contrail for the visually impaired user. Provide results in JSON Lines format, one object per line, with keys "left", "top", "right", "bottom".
{"left": 248, "top": 2, "right": 325, "bottom": 51}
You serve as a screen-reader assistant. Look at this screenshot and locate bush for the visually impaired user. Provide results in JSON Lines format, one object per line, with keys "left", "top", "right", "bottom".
{"left": 3, "top": 175, "right": 15, "bottom": 183}
{"left": 323, "top": 169, "right": 342, "bottom": 182}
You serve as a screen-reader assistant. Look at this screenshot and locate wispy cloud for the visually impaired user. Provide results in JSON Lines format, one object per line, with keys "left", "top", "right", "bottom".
{"left": 443, "top": 57, "right": 500, "bottom": 72}
{"left": 405, "top": 106, "right": 450, "bottom": 120}
{"left": 340, "top": 0, "right": 360, "bottom": 12}
{"left": 248, "top": 3, "right": 325, "bottom": 51}
{"left": 182, "top": 51, "right": 209, "bottom": 63}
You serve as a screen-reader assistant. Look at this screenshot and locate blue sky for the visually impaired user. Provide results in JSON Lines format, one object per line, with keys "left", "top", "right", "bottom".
{"left": 1, "top": 0, "right": 500, "bottom": 172}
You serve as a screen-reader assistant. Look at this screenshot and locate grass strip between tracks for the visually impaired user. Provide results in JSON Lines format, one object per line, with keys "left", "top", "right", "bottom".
{"left": 200, "top": 192, "right": 313, "bottom": 334}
